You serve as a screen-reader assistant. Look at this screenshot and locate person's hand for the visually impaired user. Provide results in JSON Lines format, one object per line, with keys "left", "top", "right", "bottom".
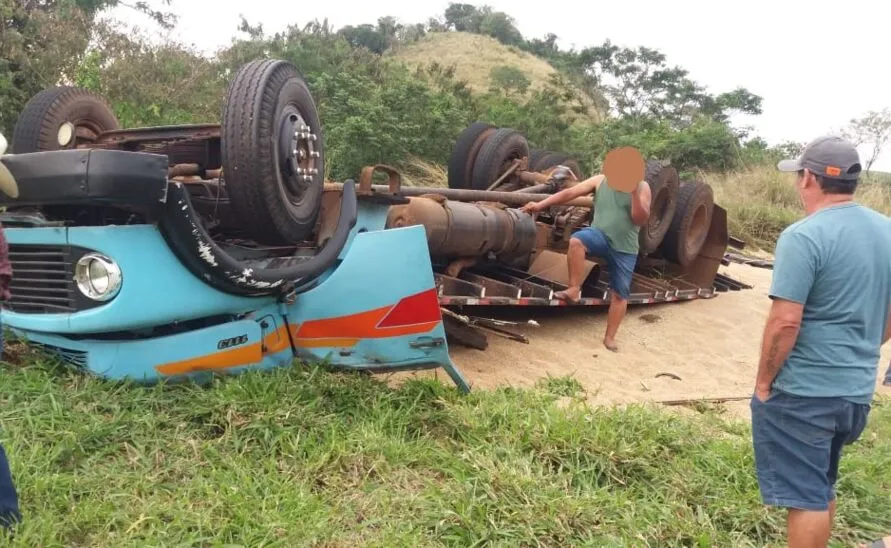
{"left": 754, "top": 385, "right": 771, "bottom": 402}
{"left": 520, "top": 201, "right": 542, "bottom": 214}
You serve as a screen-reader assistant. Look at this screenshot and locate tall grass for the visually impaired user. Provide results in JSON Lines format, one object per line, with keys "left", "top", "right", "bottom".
{"left": 705, "top": 166, "right": 891, "bottom": 251}
{"left": 1, "top": 346, "right": 889, "bottom": 546}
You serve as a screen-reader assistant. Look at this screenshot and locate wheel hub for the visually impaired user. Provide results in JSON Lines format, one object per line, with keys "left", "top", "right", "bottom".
{"left": 278, "top": 110, "right": 320, "bottom": 202}
{"left": 57, "top": 122, "right": 76, "bottom": 147}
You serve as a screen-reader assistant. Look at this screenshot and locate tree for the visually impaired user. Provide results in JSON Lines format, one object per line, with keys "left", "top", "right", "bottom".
{"left": 489, "top": 65, "right": 530, "bottom": 95}
{"left": 442, "top": 3, "right": 523, "bottom": 46}
{"left": 843, "top": 108, "right": 891, "bottom": 173}
{"left": 576, "top": 40, "right": 762, "bottom": 128}
{"left": 478, "top": 11, "right": 523, "bottom": 46}
{"left": 0, "top": 0, "right": 176, "bottom": 133}
{"left": 443, "top": 3, "right": 482, "bottom": 32}
{"left": 338, "top": 24, "right": 388, "bottom": 54}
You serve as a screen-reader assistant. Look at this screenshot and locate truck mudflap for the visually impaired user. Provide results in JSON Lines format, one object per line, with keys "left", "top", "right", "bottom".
{"left": 7, "top": 222, "right": 470, "bottom": 392}
{"left": 158, "top": 179, "right": 358, "bottom": 297}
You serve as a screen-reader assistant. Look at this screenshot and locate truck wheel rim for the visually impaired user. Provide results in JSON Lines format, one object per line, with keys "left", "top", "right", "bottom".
{"left": 278, "top": 108, "right": 319, "bottom": 205}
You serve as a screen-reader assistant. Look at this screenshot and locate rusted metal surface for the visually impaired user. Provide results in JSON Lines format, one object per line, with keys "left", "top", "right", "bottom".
{"left": 325, "top": 183, "right": 593, "bottom": 208}
{"left": 465, "top": 268, "right": 554, "bottom": 300}
{"left": 434, "top": 274, "right": 485, "bottom": 297}
{"left": 551, "top": 206, "right": 590, "bottom": 243}
{"left": 432, "top": 264, "right": 755, "bottom": 308}
{"left": 77, "top": 125, "right": 223, "bottom": 172}
{"left": 655, "top": 204, "right": 729, "bottom": 289}
{"left": 386, "top": 196, "right": 538, "bottom": 263}
{"left": 487, "top": 158, "right": 524, "bottom": 190}
{"left": 90, "top": 124, "right": 221, "bottom": 146}
{"left": 314, "top": 190, "right": 344, "bottom": 247}
{"left": 458, "top": 272, "right": 522, "bottom": 299}
{"left": 359, "top": 164, "right": 402, "bottom": 194}
{"left": 168, "top": 163, "right": 222, "bottom": 178}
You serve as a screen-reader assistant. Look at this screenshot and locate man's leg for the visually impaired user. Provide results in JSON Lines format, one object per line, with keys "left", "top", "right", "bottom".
{"left": 602, "top": 248, "right": 637, "bottom": 351}
{"left": 560, "top": 236, "right": 588, "bottom": 302}
{"left": 0, "top": 443, "right": 20, "bottom": 530}
{"left": 557, "top": 228, "right": 609, "bottom": 302}
{"left": 0, "top": 327, "right": 20, "bottom": 532}
{"left": 750, "top": 391, "right": 840, "bottom": 548}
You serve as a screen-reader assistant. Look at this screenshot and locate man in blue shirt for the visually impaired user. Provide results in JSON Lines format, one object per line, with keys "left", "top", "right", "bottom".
{"left": 751, "top": 135, "right": 891, "bottom": 547}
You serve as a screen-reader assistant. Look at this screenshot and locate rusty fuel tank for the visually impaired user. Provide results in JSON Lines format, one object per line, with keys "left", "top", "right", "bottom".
{"left": 385, "top": 195, "right": 537, "bottom": 262}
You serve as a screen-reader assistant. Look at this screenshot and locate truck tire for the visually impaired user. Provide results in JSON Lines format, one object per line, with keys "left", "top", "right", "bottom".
{"left": 528, "top": 148, "right": 549, "bottom": 169}
{"left": 221, "top": 59, "right": 325, "bottom": 245}
{"left": 447, "top": 122, "right": 496, "bottom": 189}
{"left": 638, "top": 161, "right": 680, "bottom": 254}
{"left": 11, "top": 86, "right": 120, "bottom": 153}
{"left": 534, "top": 153, "right": 581, "bottom": 179}
{"left": 658, "top": 180, "right": 714, "bottom": 266}
{"left": 470, "top": 128, "right": 529, "bottom": 191}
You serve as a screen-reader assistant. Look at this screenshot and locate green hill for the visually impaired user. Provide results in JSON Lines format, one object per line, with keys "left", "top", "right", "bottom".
{"left": 389, "top": 32, "right": 604, "bottom": 123}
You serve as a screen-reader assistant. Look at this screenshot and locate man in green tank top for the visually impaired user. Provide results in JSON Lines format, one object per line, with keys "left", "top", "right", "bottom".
{"left": 522, "top": 170, "right": 651, "bottom": 351}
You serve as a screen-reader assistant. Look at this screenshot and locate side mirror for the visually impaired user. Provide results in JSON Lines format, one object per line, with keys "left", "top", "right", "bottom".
{"left": 0, "top": 132, "right": 20, "bottom": 198}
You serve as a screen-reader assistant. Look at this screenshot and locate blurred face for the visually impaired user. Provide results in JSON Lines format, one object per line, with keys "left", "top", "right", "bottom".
{"left": 602, "top": 146, "right": 645, "bottom": 193}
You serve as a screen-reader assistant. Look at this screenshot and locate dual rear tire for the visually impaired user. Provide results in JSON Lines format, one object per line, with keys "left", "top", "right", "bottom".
{"left": 446, "top": 123, "right": 582, "bottom": 191}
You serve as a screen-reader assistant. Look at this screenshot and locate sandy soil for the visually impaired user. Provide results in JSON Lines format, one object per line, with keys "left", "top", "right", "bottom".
{"left": 383, "top": 262, "right": 891, "bottom": 420}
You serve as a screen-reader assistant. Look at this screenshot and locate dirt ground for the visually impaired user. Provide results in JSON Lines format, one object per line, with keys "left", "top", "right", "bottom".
{"left": 384, "top": 262, "right": 891, "bottom": 420}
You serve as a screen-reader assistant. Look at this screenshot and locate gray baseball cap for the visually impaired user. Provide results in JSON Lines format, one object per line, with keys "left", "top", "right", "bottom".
{"left": 777, "top": 135, "right": 862, "bottom": 181}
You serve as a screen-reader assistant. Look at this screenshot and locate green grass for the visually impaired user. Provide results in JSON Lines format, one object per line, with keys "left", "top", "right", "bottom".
{"left": 1, "top": 347, "right": 889, "bottom": 547}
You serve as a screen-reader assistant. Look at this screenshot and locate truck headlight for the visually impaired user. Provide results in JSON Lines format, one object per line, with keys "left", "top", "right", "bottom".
{"left": 74, "top": 253, "right": 122, "bottom": 301}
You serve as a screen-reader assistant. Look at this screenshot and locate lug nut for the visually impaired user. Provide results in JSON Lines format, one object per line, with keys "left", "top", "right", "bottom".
{"left": 310, "top": 151, "right": 320, "bottom": 158}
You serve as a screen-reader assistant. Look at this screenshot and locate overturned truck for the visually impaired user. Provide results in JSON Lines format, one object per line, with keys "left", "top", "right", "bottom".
{"left": 0, "top": 59, "right": 749, "bottom": 392}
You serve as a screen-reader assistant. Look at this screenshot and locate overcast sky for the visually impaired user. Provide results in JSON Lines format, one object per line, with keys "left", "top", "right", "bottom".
{"left": 109, "top": 0, "right": 891, "bottom": 171}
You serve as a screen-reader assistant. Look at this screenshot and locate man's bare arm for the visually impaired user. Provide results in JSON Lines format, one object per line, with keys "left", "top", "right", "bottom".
{"left": 755, "top": 298, "right": 804, "bottom": 395}
{"left": 884, "top": 303, "right": 891, "bottom": 344}
{"left": 630, "top": 181, "right": 651, "bottom": 226}
{"left": 521, "top": 174, "right": 603, "bottom": 212}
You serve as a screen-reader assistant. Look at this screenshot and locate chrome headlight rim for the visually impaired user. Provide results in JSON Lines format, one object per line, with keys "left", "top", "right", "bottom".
{"left": 73, "top": 253, "right": 122, "bottom": 302}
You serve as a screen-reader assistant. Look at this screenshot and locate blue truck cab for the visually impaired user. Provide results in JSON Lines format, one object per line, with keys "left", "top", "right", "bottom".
{"left": 0, "top": 59, "right": 469, "bottom": 392}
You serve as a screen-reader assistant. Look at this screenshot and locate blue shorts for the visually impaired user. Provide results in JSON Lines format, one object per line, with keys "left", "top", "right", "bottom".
{"left": 571, "top": 226, "right": 637, "bottom": 300}
{"left": 750, "top": 390, "right": 870, "bottom": 511}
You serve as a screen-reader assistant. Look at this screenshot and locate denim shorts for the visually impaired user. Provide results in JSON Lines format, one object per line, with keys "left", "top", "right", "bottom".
{"left": 571, "top": 226, "right": 637, "bottom": 300}
{"left": 750, "top": 389, "right": 870, "bottom": 511}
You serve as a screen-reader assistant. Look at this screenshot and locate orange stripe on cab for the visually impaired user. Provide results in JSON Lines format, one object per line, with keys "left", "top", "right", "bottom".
{"left": 156, "top": 325, "right": 289, "bottom": 376}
